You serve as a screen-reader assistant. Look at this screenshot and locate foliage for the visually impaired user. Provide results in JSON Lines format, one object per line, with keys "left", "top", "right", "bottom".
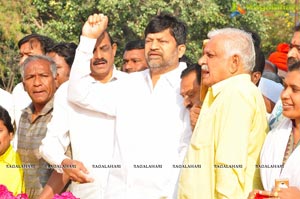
{"left": 0, "top": 0, "right": 298, "bottom": 91}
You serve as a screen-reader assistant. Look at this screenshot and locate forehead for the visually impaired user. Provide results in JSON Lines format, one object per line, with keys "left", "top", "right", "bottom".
{"left": 24, "top": 59, "right": 51, "bottom": 73}
{"left": 145, "top": 28, "right": 173, "bottom": 39}
{"left": 20, "top": 40, "right": 42, "bottom": 51}
{"left": 95, "top": 32, "right": 111, "bottom": 47}
{"left": 285, "top": 70, "right": 300, "bottom": 82}
{"left": 123, "top": 49, "right": 145, "bottom": 57}
{"left": 204, "top": 36, "right": 225, "bottom": 53}
{"left": 181, "top": 71, "right": 197, "bottom": 85}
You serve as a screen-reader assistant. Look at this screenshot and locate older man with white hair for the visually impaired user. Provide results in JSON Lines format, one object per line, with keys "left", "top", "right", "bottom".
{"left": 178, "top": 28, "right": 269, "bottom": 199}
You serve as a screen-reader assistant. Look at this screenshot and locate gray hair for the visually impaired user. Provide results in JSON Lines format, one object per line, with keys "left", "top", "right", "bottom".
{"left": 20, "top": 55, "right": 57, "bottom": 78}
{"left": 207, "top": 28, "right": 255, "bottom": 72}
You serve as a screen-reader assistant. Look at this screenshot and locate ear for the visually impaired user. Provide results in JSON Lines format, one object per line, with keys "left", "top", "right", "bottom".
{"left": 9, "top": 132, "right": 14, "bottom": 141}
{"left": 229, "top": 54, "right": 240, "bottom": 74}
{"left": 54, "top": 74, "right": 59, "bottom": 89}
{"left": 177, "top": 44, "right": 186, "bottom": 59}
{"left": 22, "top": 81, "right": 27, "bottom": 92}
{"left": 251, "top": 71, "right": 262, "bottom": 85}
{"left": 112, "top": 43, "right": 117, "bottom": 57}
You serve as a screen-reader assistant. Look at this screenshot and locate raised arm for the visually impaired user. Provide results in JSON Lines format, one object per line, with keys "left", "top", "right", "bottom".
{"left": 68, "top": 13, "right": 117, "bottom": 116}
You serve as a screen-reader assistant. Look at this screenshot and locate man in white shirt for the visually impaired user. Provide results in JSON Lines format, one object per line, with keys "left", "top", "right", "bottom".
{"left": 40, "top": 29, "right": 127, "bottom": 198}
{"left": 68, "top": 13, "right": 191, "bottom": 199}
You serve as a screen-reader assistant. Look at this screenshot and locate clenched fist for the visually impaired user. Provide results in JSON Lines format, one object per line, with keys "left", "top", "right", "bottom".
{"left": 82, "top": 13, "right": 108, "bottom": 39}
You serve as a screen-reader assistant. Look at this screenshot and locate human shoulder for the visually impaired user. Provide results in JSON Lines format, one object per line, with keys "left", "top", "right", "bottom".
{"left": 12, "top": 83, "right": 24, "bottom": 95}
{"left": 0, "top": 88, "right": 12, "bottom": 99}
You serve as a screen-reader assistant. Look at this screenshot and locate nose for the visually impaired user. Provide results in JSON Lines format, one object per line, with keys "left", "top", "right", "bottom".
{"left": 150, "top": 40, "right": 159, "bottom": 50}
{"left": 183, "top": 96, "right": 192, "bottom": 109}
{"left": 94, "top": 49, "right": 102, "bottom": 59}
{"left": 123, "top": 62, "right": 132, "bottom": 72}
{"left": 33, "top": 75, "right": 42, "bottom": 86}
{"left": 280, "top": 87, "right": 289, "bottom": 100}
{"left": 198, "top": 55, "right": 206, "bottom": 66}
{"left": 287, "top": 47, "right": 298, "bottom": 59}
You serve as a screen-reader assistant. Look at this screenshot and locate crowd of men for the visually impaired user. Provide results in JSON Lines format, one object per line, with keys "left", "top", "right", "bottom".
{"left": 0, "top": 11, "right": 300, "bottom": 199}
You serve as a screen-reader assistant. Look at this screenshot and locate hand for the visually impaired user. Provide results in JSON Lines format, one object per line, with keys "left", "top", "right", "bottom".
{"left": 82, "top": 13, "right": 108, "bottom": 39}
{"left": 190, "top": 104, "right": 201, "bottom": 130}
{"left": 248, "top": 189, "right": 280, "bottom": 199}
{"left": 277, "top": 187, "right": 300, "bottom": 199}
{"left": 61, "top": 158, "right": 94, "bottom": 183}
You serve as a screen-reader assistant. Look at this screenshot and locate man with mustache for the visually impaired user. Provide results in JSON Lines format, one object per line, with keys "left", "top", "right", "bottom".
{"left": 122, "top": 39, "right": 148, "bottom": 73}
{"left": 178, "top": 28, "right": 268, "bottom": 199}
{"left": 40, "top": 30, "right": 127, "bottom": 198}
{"left": 287, "top": 25, "right": 300, "bottom": 66}
{"left": 17, "top": 55, "right": 58, "bottom": 199}
{"left": 67, "top": 13, "right": 191, "bottom": 198}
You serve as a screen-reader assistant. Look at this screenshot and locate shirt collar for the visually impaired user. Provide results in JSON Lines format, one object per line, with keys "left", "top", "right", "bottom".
{"left": 24, "top": 97, "right": 54, "bottom": 116}
{"left": 211, "top": 74, "right": 251, "bottom": 98}
{"left": 89, "top": 65, "right": 126, "bottom": 83}
{"left": 142, "top": 62, "right": 187, "bottom": 89}
{"left": 111, "top": 65, "right": 127, "bottom": 81}
{"left": 164, "top": 62, "right": 188, "bottom": 88}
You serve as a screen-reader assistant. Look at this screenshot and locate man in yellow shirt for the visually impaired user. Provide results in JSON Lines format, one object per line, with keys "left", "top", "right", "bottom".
{"left": 178, "top": 28, "right": 268, "bottom": 198}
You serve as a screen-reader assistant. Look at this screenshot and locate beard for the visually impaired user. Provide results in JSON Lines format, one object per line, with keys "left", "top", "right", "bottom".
{"left": 287, "top": 57, "right": 299, "bottom": 68}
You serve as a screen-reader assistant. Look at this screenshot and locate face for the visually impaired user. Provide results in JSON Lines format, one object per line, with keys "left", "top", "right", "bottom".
{"left": 281, "top": 70, "right": 300, "bottom": 121}
{"left": 0, "top": 120, "right": 13, "bottom": 156}
{"left": 90, "top": 32, "right": 117, "bottom": 82}
{"left": 180, "top": 71, "right": 201, "bottom": 109}
{"left": 287, "top": 31, "right": 300, "bottom": 66}
{"left": 19, "top": 40, "right": 44, "bottom": 64}
{"left": 198, "top": 36, "right": 233, "bottom": 87}
{"left": 47, "top": 52, "right": 70, "bottom": 86}
{"left": 145, "top": 29, "right": 185, "bottom": 73}
{"left": 122, "top": 49, "right": 148, "bottom": 73}
{"left": 23, "top": 59, "right": 57, "bottom": 111}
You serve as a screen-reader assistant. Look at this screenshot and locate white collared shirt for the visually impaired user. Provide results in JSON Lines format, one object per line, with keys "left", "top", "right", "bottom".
{"left": 68, "top": 36, "right": 192, "bottom": 199}
{"left": 40, "top": 67, "right": 127, "bottom": 199}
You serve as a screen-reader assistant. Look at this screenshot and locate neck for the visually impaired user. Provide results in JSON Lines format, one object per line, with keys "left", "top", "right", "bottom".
{"left": 150, "top": 63, "right": 179, "bottom": 87}
{"left": 91, "top": 72, "right": 113, "bottom": 83}
{"left": 33, "top": 104, "right": 44, "bottom": 114}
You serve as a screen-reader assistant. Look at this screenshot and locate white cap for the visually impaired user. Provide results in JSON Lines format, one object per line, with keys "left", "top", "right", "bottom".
{"left": 258, "top": 77, "right": 284, "bottom": 103}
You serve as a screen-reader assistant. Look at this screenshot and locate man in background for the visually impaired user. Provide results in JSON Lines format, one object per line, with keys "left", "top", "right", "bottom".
{"left": 122, "top": 39, "right": 148, "bottom": 73}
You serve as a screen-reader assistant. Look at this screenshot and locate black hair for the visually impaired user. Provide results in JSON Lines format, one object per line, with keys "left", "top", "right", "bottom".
{"left": 124, "top": 40, "right": 145, "bottom": 51}
{"left": 144, "top": 12, "right": 187, "bottom": 45}
{"left": 97, "top": 31, "right": 114, "bottom": 45}
{"left": 262, "top": 71, "right": 283, "bottom": 84}
{"left": 180, "top": 63, "right": 201, "bottom": 85}
{"left": 0, "top": 106, "right": 14, "bottom": 134}
{"left": 48, "top": 42, "right": 77, "bottom": 68}
{"left": 18, "top": 33, "right": 55, "bottom": 54}
{"left": 248, "top": 30, "right": 261, "bottom": 48}
{"left": 265, "top": 60, "right": 278, "bottom": 74}
{"left": 252, "top": 46, "right": 265, "bottom": 73}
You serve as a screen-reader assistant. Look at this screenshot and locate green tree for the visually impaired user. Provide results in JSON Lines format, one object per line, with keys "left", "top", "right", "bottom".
{"left": 0, "top": 0, "right": 297, "bottom": 91}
